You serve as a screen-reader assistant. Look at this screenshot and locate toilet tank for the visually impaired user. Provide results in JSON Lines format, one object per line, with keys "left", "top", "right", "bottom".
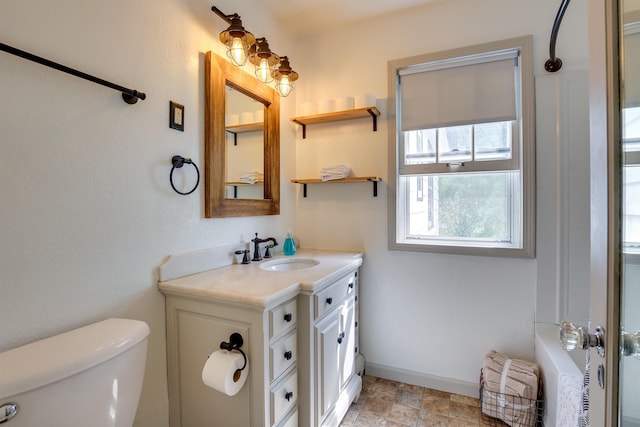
{"left": 0, "top": 318, "right": 149, "bottom": 427}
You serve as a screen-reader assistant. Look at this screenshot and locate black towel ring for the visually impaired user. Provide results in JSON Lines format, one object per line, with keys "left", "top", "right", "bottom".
{"left": 170, "top": 155, "right": 200, "bottom": 195}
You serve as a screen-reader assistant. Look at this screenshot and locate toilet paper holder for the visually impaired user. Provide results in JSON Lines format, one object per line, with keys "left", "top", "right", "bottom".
{"left": 219, "top": 333, "right": 247, "bottom": 371}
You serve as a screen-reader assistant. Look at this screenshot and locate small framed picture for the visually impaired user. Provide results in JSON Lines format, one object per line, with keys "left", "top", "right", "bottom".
{"left": 169, "top": 101, "right": 184, "bottom": 131}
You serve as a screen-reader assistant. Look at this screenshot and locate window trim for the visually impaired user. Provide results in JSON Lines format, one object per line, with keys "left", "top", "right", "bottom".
{"left": 387, "top": 36, "right": 536, "bottom": 258}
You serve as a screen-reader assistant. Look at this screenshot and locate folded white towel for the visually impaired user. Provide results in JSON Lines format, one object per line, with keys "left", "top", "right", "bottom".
{"left": 320, "top": 165, "right": 351, "bottom": 181}
{"left": 238, "top": 171, "right": 264, "bottom": 184}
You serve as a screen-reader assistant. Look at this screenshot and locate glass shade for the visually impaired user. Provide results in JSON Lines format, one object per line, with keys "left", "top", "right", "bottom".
{"left": 273, "top": 56, "right": 299, "bottom": 97}
{"left": 219, "top": 16, "right": 255, "bottom": 67}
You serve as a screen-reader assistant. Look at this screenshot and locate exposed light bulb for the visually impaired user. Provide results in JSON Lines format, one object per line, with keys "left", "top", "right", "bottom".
{"left": 277, "top": 74, "right": 293, "bottom": 97}
{"left": 229, "top": 37, "right": 247, "bottom": 66}
{"left": 256, "top": 58, "right": 272, "bottom": 83}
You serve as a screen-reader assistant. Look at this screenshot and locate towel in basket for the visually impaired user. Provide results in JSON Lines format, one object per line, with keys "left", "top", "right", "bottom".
{"left": 481, "top": 350, "right": 540, "bottom": 427}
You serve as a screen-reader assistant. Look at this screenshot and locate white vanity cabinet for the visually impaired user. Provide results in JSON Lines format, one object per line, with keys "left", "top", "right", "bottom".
{"left": 158, "top": 248, "right": 363, "bottom": 427}
{"left": 298, "top": 269, "right": 361, "bottom": 427}
{"left": 164, "top": 295, "right": 299, "bottom": 427}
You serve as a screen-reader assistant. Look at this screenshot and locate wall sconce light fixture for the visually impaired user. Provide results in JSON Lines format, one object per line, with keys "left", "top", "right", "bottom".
{"left": 211, "top": 7, "right": 255, "bottom": 66}
{"left": 211, "top": 5, "right": 299, "bottom": 97}
{"left": 249, "top": 38, "right": 279, "bottom": 84}
{"left": 273, "top": 56, "right": 299, "bottom": 97}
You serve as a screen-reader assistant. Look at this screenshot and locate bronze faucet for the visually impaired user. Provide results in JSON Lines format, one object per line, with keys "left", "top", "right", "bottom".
{"left": 251, "top": 233, "right": 278, "bottom": 261}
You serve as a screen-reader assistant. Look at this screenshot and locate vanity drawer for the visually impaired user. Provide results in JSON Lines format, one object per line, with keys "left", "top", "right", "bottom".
{"left": 270, "top": 330, "right": 297, "bottom": 381}
{"left": 270, "top": 298, "right": 297, "bottom": 339}
{"left": 275, "top": 409, "right": 298, "bottom": 427}
{"left": 271, "top": 370, "right": 298, "bottom": 426}
{"left": 314, "top": 272, "right": 356, "bottom": 319}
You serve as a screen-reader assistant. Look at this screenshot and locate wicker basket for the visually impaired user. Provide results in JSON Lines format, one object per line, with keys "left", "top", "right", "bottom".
{"left": 479, "top": 369, "right": 545, "bottom": 427}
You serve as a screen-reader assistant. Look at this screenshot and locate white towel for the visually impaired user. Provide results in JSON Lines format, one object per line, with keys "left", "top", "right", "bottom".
{"left": 238, "top": 171, "right": 264, "bottom": 184}
{"left": 320, "top": 165, "right": 351, "bottom": 181}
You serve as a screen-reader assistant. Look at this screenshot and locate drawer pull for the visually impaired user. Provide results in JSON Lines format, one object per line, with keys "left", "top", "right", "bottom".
{"left": 285, "top": 391, "right": 294, "bottom": 401}
{"left": 284, "top": 350, "right": 293, "bottom": 360}
{"left": 284, "top": 313, "right": 293, "bottom": 322}
{"left": 326, "top": 297, "right": 333, "bottom": 305}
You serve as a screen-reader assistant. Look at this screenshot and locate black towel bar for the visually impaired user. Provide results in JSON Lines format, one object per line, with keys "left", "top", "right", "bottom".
{"left": 545, "top": 0, "right": 572, "bottom": 72}
{"left": 0, "top": 42, "right": 146, "bottom": 104}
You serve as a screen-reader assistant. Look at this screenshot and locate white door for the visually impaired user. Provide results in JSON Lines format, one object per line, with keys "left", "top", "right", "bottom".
{"left": 584, "top": 0, "right": 640, "bottom": 424}
{"left": 338, "top": 297, "right": 356, "bottom": 389}
{"left": 316, "top": 309, "right": 341, "bottom": 420}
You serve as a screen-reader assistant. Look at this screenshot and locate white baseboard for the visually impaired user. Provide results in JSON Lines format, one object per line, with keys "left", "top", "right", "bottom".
{"left": 364, "top": 362, "right": 479, "bottom": 398}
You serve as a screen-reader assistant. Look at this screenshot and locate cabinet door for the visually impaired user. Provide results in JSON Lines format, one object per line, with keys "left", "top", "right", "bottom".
{"left": 315, "top": 309, "right": 340, "bottom": 420}
{"left": 338, "top": 296, "right": 356, "bottom": 390}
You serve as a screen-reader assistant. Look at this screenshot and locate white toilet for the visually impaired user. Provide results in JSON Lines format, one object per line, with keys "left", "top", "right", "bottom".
{"left": 0, "top": 318, "right": 150, "bottom": 427}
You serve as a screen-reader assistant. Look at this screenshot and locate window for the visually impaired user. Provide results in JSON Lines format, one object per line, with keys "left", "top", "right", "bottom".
{"left": 388, "top": 36, "right": 535, "bottom": 257}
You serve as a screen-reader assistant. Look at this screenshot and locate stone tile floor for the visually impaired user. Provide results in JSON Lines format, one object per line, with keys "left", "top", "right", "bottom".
{"left": 339, "top": 375, "right": 508, "bottom": 427}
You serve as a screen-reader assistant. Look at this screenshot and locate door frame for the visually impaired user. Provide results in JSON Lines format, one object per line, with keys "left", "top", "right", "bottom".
{"left": 588, "top": 0, "right": 621, "bottom": 424}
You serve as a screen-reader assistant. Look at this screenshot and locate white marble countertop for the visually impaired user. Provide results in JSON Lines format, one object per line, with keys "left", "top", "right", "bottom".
{"left": 158, "top": 249, "right": 363, "bottom": 308}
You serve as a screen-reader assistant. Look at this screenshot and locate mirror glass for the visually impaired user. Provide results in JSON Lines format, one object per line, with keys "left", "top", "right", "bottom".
{"left": 204, "top": 51, "right": 280, "bottom": 218}
{"left": 224, "top": 86, "right": 265, "bottom": 200}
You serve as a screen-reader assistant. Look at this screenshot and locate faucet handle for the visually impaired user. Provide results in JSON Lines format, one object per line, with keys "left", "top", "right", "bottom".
{"left": 234, "top": 250, "right": 251, "bottom": 264}
{"left": 264, "top": 244, "right": 275, "bottom": 258}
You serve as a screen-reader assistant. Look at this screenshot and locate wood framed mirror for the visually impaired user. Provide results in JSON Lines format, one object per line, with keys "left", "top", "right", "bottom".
{"left": 204, "top": 51, "right": 280, "bottom": 217}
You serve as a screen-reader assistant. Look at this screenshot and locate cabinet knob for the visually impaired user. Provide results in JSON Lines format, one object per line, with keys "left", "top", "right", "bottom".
{"left": 285, "top": 391, "right": 294, "bottom": 401}
{"left": 284, "top": 350, "right": 293, "bottom": 360}
{"left": 348, "top": 282, "right": 354, "bottom": 289}
{"left": 326, "top": 297, "right": 333, "bottom": 305}
{"left": 284, "top": 313, "right": 292, "bottom": 322}
{"left": 337, "top": 332, "right": 345, "bottom": 344}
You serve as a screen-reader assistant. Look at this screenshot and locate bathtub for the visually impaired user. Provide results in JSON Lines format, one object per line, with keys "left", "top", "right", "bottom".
{"left": 535, "top": 323, "right": 584, "bottom": 426}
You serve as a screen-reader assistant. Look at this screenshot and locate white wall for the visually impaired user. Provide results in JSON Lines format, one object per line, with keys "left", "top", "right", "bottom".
{"left": 0, "top": 1, "right": 297, "bottom": 426}
{"left": 292, "top": 0, "right": 589, "bottom": 394}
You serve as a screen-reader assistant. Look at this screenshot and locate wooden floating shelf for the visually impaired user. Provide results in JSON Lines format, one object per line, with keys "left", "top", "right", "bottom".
{"left": 291, "top": 176, "right": 382, "bottom": 197}
{"left": 225, "top": 122, "right": 263, "bottom": 133}
{"left": 291, "top": 107, "right": 380, "bottom": 139}
{"left": 225, "top": 181, "right": 264, "bottom": 199}
{"left": 225, "top": 122, "right": 264, "bottom": 145}
{"left": 225, "top": 181, "right": 264, "bottom": 185}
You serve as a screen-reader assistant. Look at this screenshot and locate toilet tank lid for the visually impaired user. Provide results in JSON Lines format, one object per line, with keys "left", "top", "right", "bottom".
{"left": 0, "top": 318, "right": 150, "bottom": 400}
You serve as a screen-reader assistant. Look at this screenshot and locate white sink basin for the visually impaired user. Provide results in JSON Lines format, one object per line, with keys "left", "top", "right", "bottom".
{"left": 260, "top": 258, "right": 320, "bottom": 271}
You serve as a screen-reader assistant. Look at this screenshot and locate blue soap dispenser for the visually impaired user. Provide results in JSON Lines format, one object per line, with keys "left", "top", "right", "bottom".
{"left": 283, "top": 231, "right": 296, "bottom": 256}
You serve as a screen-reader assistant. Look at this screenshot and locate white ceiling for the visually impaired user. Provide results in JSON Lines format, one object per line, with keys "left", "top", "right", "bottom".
{"left": 262, "top": 0, "right": 441, "bottom": 36}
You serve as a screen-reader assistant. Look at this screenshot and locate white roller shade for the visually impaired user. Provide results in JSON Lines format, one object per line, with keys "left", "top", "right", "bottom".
{"left": 399, "top": 50, "right": 519, "bottom": 131}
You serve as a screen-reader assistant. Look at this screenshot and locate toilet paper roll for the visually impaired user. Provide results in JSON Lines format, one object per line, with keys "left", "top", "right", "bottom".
{"left": 240, "top": 112, "right": 254, "bottom": 125}
{"left": 317, "top": 99, "right": 335, "bottom": 114}
{"left": 226, "top": 114, "right": 240, "bottom": 126}
{"left": 354, "top": 93, "right": 376, "bottom": 109}
{"left": 335, "top": 96, "right": 354, "bottom": 111}
{"left": 254, "top": 109, "right": 264, "bottom": 123}
{"left": 202, "top": 350, "right": 249, "bottom": 396}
